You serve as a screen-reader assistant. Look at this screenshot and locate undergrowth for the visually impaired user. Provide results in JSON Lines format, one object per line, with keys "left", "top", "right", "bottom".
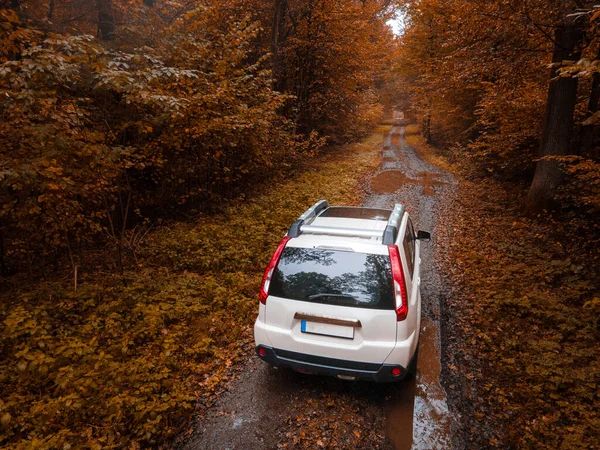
{"left": 404, "top": 126, "right": 600, "bottom": 449}
{"left": 0, "top": 129, "right": 386, "bottom": 449}
{"left": 445, "top": 182, "right": 600, "bottom": 449}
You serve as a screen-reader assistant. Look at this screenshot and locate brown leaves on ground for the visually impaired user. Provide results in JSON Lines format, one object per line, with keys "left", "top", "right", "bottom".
{"left": 276, "top": 386, "right": 388, "bottom": 450}
{"left": 439, "top": 178, "right": 600, "bottom": 449}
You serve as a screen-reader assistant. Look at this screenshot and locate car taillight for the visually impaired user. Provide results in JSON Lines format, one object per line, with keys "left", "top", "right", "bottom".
{"left": 259, "top": 236, "right": 292, "bottom": 304}
{"left": 388, "top": 244, "right": 408, "bottom": 321}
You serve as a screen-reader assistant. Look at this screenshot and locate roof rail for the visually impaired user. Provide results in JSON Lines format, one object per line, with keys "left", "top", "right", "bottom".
{"left": 288, "top": 201, "right": 406, "bottom": 244}
{"left": 382, "top": 204, "right": 404, "bottom": 245}
{"left": 288, "top": 200, "right": 329, "bottom": 238}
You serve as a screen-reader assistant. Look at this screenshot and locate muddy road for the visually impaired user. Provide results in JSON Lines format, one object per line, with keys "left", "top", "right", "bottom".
{"left": 185, "top": 126, "right": 457, "bottom": 449}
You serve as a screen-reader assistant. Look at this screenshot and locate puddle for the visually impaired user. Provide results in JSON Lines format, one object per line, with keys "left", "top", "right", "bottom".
{"left": 370, "top": 170, "right": 448, "bottom": 196}
{"left": 386, "top": 316, "right": 451, "bottom": 449}
{"left": 370, "top": 171, "right": 414, "bottom": 194}
{"left": 416, "top": 172, "right": 447, "bottom": 197}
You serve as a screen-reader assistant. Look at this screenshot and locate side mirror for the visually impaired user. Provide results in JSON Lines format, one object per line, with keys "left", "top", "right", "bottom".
{"left": 417, "top": 230, "right": 431, "bottom": 242}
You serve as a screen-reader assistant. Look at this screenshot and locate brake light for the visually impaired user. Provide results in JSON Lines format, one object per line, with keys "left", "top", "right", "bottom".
{"left": 259, "top": 236, "right": 291, "bottom": 304}
{"left": 388, "top": 245, "right": 408, "bottom": 321}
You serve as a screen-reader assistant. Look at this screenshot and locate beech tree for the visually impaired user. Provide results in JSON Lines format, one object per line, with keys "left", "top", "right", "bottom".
{"left": 0, "top": 2, "right": 294, "bottom": 271}
{"left": 217, "top": 0, "right": 396, "bottom": 142}
{"left": 0, "top": 0, "right": 396, "bottom": 272}
{"left": 526, "top": 13, "right": 584, "bottom": 212}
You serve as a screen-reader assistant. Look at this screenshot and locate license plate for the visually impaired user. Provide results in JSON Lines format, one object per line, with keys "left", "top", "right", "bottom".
{"left": 301, "top": 320, "right": 354, "bottom": 339}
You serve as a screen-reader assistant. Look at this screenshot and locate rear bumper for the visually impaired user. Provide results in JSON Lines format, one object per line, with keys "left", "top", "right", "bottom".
{"left": 256, "top": 345, "right": 412, "bottom": 382}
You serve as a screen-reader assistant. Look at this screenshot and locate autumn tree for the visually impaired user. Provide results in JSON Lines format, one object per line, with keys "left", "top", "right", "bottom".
{"left": 0, "top": 1, "right": 303, "bottom": 274}
{"left": 0, "top": 0, "right": 399, "bottom": 274}
{"left": 215, "top": 0, "right": 397, "bottom": 142}
{"left": 398, "top": 0, "right": 600, "bottom": 212}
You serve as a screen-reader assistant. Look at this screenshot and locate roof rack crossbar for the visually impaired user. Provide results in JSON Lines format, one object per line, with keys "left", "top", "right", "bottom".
{"left": 299, "top": 225, "right": 383, "bottom": 239}
{"left": 288, "top": 200, "right": 330, "bottom": 238}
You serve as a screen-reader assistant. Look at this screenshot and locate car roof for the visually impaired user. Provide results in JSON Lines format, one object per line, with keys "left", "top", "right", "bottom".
{"left": 319, "top": 206, "right": 392, "bottom": 221}
{"left": 285, "top": 202, "right": 407, "bottom": 254}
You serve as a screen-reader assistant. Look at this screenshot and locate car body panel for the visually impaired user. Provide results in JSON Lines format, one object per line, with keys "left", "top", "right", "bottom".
{"left": 263, "top": 295, "right": 397, "bottom": 364}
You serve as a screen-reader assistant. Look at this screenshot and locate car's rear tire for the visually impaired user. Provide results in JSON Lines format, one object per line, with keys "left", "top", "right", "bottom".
{"left": 405, "top": 346, "right": 419, "bottom": 379}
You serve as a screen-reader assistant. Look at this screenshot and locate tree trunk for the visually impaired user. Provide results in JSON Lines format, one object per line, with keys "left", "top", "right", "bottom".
{"left": 95, "top": 0, "right": 115, "bottom": 41}
{"left": 271, "top": 0, "right": 288, "bottom": 92}
{"left": 48, "top": 0, "right": 55, "bottom": 20}
{"left": 10, "top": 0, "right": 22, "bottom": 19}
{"left": 580, "top": 49, "right": 600, "bottom": 159}
{"left": 0, "top": 227, "right": 6, "bottom": 279}
{"left": 525, "top": 18, "right": 583, "bottom": 214}
{"left": 422, "top": 102, "right": 432, "bottom": 143}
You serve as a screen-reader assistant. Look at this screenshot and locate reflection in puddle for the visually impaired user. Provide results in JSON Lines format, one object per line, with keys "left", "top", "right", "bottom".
{"left": 370, "top": 171, "right": 448, "bottom": 197}
{"left": 371, "top": 170, "right": 414, "bottom": 194}
{"left": 416, "top": 172, "right": 447, "bottom": 197}
{"left": 386, "top": 316, "right": 451, "bottom": 449}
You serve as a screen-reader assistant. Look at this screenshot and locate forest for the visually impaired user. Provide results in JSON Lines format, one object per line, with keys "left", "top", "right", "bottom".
{"left": 1, "top": 0, "right": 599, "bottom": 449}
{"left": 0, "top": 0, "right": 396, "bottom": 276}
{"left": 398, "top": 0, "right": 600, "bottom": 214}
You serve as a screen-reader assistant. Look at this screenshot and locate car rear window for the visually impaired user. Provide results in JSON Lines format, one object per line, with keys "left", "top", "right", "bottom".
{"left": 269, "top": 247, "right": 394, "bottom": 310}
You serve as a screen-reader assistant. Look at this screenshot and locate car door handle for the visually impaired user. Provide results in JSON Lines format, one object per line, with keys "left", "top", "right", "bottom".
{"left": 417, "top": 277, "right": 421, "bottom": 286}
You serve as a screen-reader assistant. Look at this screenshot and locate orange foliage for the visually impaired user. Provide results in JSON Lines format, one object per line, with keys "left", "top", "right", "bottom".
{"left": 398, "top": 0, "right": 600, "bottom": 207}
{"left": 0, "top": 0, "right": 396, "bottom": 273}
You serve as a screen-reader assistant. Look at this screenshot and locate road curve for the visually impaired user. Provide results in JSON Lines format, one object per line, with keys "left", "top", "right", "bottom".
{"left": 184, "top": 125, "right": 456, "bottom": 450}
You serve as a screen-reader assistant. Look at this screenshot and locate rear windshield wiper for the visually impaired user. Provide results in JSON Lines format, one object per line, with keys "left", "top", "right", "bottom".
{"left": 308, "top": 293, "right": 356, "bottom": 301}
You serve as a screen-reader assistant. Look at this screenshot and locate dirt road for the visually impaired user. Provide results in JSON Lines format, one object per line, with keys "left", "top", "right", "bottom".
{"left": 185, "top": 125, "right": 457, "bottom": 449}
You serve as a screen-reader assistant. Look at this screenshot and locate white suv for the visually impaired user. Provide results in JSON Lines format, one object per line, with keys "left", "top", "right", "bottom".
{"left": 254, "top": 201, "right": 430, "bottom": 382}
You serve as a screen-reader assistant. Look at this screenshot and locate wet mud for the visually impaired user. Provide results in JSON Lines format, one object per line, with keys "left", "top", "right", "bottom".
{"left": 386, "top": 317, "right": 451, "bottom": 449}
{"left": 184, "top": 125, "right": 457, "bottom": 449}
{"left": 364, "top": 126, "right": 455, "bottom": 449}
{"left": 416, "top": 172, "right": 447, "bottom": 197}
